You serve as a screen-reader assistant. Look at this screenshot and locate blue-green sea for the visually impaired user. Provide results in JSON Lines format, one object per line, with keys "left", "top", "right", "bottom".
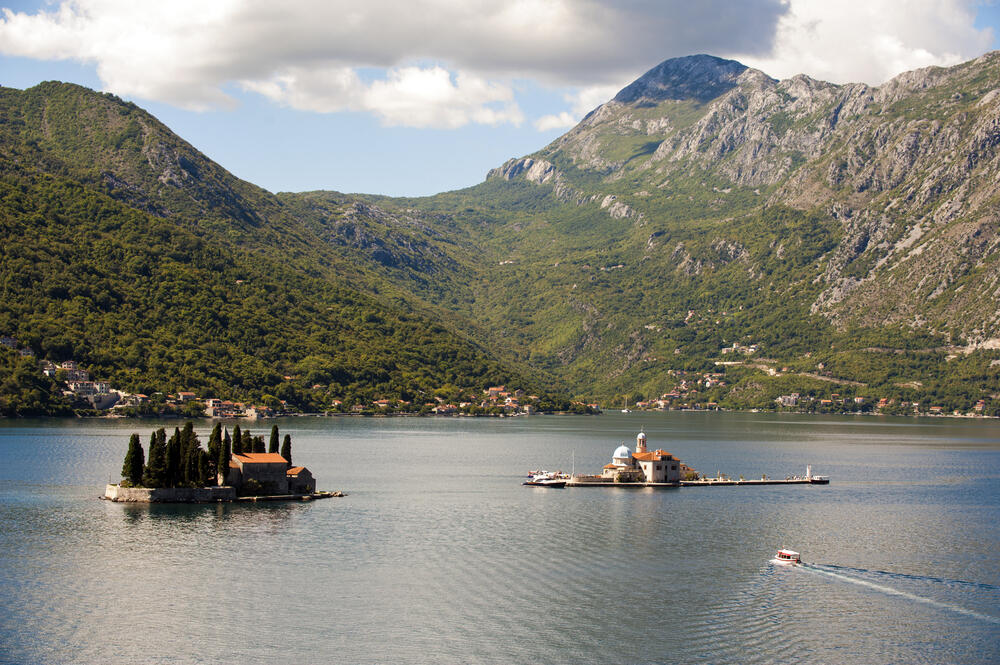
{"left": 1, "top": 412, "right": 998, "bottom": 664}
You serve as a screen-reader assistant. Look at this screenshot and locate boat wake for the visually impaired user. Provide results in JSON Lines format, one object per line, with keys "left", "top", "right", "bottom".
{"left": 813, "top": 563, "right": 1000, "bottom": 591}
{"left": 797, "top": 563, "right": 1000, "bottom": 625}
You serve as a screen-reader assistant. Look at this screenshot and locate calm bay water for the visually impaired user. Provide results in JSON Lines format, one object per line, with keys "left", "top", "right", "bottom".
{"left": 1, "top": 412, "right": 998, "bottom": 664}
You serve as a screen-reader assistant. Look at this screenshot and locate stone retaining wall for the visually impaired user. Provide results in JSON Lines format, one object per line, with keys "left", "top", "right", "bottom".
{"left": 105, "top": 484, "right": 237, "bottom": 502}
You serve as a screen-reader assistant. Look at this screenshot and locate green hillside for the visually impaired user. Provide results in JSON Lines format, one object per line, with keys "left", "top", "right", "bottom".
{"left": 0, "top": 83, "right": 554, "bottom": 413}
{"left": 357, "top": 54, "right": 1000, "bottom": 410}
{"left": 2, "top": 51, "right": 1000, "bottom": 417}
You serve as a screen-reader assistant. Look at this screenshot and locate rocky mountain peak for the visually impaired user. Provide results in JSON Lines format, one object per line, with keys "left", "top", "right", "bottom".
{"left": 612, "top": 54, "right": 753, "bottom": 105}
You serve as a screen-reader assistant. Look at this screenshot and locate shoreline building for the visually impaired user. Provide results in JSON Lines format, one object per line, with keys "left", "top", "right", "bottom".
{"left": 224, "top": 452, "right": 315, "bottom": 495}
{"left": 600, "top": 431, "right": 683, "bottom": 483}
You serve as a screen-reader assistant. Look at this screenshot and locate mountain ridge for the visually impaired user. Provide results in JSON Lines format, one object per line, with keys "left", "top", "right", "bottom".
{"left": 2, "top": 51, "right": 999, "bottom": 414}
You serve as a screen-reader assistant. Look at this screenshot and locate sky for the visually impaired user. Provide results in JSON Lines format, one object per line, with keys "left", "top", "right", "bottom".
{"left": 1, "top": 1, "right": 999, "bottom": 197}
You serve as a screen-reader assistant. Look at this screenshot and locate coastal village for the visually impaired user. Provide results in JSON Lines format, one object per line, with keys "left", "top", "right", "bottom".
{"left": 2, "top": 335, "right": 588, "bottom": 417}
{"left": 3, "top": 332, "right": 995, "bottom": 418}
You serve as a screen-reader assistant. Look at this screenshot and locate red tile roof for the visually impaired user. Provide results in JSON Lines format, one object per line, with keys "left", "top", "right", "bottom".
{"left": 233, "top": 453, "right": 287, "bottom": 464}
{"left": 632, "top": 450, "right": 673, "bottom": 462}
{"left": 286, "top": 466, "right": 306, "bottom": 475}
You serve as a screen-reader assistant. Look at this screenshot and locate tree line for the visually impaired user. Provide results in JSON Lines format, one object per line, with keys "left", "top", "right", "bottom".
{"left": 120, "top": 422, "right": 293, "bottom": 488}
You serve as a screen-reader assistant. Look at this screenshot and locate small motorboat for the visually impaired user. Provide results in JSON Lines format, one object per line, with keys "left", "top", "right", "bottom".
{"left": 772, "top": 549, "right": 801, "bottom": 565}
{"left": 523, "top": 472, "right": 567, "bottom": 488}
{"left": 805, "top": 465, "right": 830, "bottom": 484}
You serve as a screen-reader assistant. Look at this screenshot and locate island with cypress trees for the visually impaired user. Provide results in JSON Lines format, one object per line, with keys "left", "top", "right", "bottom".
{"left": 105, "top": 422, "right": 341, "bottom": 502}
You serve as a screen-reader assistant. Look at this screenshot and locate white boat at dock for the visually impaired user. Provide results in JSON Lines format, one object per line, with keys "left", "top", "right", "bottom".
{"left": 523, "top": 471, "right": 568, "bottom": 487}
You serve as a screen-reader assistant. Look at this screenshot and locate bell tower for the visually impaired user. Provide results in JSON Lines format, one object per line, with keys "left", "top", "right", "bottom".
{"left": 636, "top": 430, "right": 647, "bottom": 454}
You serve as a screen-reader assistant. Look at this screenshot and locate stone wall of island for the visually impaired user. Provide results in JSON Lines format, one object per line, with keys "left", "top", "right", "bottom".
{"left": 105, "top": 484, "right": 236, "bottom": 503}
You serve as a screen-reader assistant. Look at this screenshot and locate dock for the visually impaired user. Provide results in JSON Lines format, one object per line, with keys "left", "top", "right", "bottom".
{"left": 563, "top": 477, "right": 828, "bottom": 488}
{"left": 565, "top": 479, "right": 680, "bottom": 488}
{"left": 680, "top": 477, "right": 829, "bottom": 486}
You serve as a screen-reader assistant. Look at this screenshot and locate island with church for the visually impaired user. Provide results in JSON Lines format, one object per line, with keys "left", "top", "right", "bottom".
{"left": 104, "top": 422, "right": 342, "bottom": 502}
{"left": 533, "top": 430, "right": 830, "bottom": 488}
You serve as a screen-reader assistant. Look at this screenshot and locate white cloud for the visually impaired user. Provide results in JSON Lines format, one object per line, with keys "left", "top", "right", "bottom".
{"left": 735, "top": 0, "right": 994, "bottom": 84}
{"left": 531, "top": 0, "right": 994, "bottom": 131}
{"left": 245, "top": 65, "right": 524, "bottom": 128}
{"left": 0, "top": 0, "right": 786, "bottom": 124}
{"left": 0, "top": 0, "right": 994, "bottom": 129}
{"left": 533, "top": 83, "right": 624, "bottom": 131}
{"left": 534, "top": 111, "right": 577, "bottom": 131}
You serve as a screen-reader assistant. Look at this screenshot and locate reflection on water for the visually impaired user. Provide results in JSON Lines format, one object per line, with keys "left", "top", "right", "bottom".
{"left": 1, "top": 412, "right": 998, "bottom": 664}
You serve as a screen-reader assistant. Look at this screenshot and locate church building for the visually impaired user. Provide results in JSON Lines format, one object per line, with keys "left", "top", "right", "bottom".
{"left": 601, "top": 431, "right": 682, "bottom": 483}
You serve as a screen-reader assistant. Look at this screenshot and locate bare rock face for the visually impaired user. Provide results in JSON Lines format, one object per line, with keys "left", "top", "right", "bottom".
{"left": 612, "top": 54, "right": 750, "bottom": 104}
{"left": 486, "top": 50, "right": 1000, "bottom": 341}
{"left": 488, "top": 157, "right": 558, "bottom": 184}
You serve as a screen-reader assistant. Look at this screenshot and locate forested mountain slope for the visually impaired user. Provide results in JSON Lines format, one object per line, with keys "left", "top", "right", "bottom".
{"left": 2, "top": 50, "right": 999, "bottom": 414}
{"left": 0, "top": 82, "right": 552, "bottom": 411}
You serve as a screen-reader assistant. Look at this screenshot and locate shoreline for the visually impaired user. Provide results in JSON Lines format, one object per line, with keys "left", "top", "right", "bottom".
{"left": 5, "top": 408, "right": 997, "bottom": 422}
{"left": 91, "top": 408, "right": 995, "bottom": 421}
{"left": 102, "top": 483, "right": 346, "bottom": 504}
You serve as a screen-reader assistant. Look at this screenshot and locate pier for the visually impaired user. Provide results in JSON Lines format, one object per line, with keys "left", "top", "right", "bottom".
{"left": 565, "top": 478, "right": 680, "bottom": 488}
{"left": 680, "top": 476, "right": 829, "bottom": 487}
{"left": 563, "top": 476, "right": 828, "bottom": 488}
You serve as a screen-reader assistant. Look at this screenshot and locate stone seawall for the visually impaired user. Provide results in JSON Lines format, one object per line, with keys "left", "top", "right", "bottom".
{"left": 105, "top": 484, "right": 237, "bottom": 502}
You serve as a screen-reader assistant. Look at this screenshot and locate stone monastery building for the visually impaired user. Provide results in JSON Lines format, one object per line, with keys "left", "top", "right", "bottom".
{"left": 225, "top": 453, "right": 315, "bottom": 495}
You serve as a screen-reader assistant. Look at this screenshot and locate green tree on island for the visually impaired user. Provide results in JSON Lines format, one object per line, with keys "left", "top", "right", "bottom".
{"left": 207, "top": 422, "right": 222, "bottom": 473}
{"left": 231, "top": 425, "right": 243, "bottom": 454}
{"left": 252, "top": 435, "right": 265, "bottom": 453}
{"left": 179, "top": 422, "right": 206, "bottom": 487}
{"left": 121, "top": 433, "right": 144, "bottom": 487}
{"left": 280, "top": 433, "right": 292, "bottom": 467}
{"left": 269, "top": 425, "right": 279, "bottom": 454}
{"left": 166, "top": 427, "right": 182, "bottom": 487}
{"left": 143, "top": 428, "right": 168, "bottom": 487}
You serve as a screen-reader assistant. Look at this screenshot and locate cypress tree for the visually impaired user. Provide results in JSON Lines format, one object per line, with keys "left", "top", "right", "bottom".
{"left": 231, "top": 425, "right": 243, "bottom": 455}
{"left": 207, "top": 423, "right": 222, "bottom": 467}
{"left": 218, "top": 434, "right": 231, "bottom": 485}
{"left": 280, "top": 433, "right": 292, "bottom": 468}
{"left": 121, "top": 433, "right": 144, "bottom": 487}
{"left": 179, "top": 422, "right": 202, "bottom": 486}
{"left": 268, "top": 425, "right": 279, "bottom": 454}
{"left": 251, "top": 435, "right": 265, "bottom": 454}
{"left": 197, "top": 450, "right": 209, "bottom": 487}
{"left": 182, "top": 421, "right": 197, "bottom": 449}
{"left": 242, "top": 430, "right": 253, "bottom": 454}
{"left": 183, "top": 442, "right": 199, "bottom": 486}
{"left": 143, "top": 428, "right": 168, "bottom": 488}
{"left": 232, "top": 426, "right": 242, "bottom": 455}
{"left": 166, "top": 428, "right": 181, "bottom": 487}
